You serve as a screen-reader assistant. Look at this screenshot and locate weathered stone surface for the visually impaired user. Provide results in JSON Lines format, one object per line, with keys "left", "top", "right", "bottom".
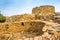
{"left": 32, "top": 5, "right": 55, "bottom": 15}
{"left": 0, "top": 20, "right": 45, "bottom": 34}
{"left": 6, "top": 14, "right": 35, "bottom": 22}
{"left": 0, "top": 5, "right": 60, "bottom": 40}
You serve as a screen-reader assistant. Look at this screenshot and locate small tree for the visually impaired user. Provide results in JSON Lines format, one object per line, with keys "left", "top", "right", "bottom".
{"left": 0, "top": 13, "right": 6, "bottom": 22}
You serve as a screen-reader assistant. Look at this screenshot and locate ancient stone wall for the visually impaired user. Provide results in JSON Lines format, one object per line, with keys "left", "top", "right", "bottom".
{"left": 35, "top": 14, "right": 54, "bottom": 21}
{"left": 32, "top": 5, "right": 55, "bottom": 15}
{"left": 6, "top": 14, "right": 35, "bottom": 22}
{"left": 0, "top": 20, "right": 45, "bottom": 34}
{"left": 53, "top": 12, "right": 60, "bottom": 24}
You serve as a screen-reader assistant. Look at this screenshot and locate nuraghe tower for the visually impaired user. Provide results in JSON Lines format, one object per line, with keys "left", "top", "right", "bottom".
{"left": 0, "top": 5, "right": 60, "bottom": 40}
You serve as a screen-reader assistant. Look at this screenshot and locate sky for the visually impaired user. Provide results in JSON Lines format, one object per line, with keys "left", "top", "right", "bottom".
{"left": 0, "top": 0, "right": 60, "bottom": 16}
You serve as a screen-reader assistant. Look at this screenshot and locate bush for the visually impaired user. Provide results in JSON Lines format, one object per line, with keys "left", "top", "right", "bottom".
{"left": 0, "top": 14, "right": 6, "bottom": 22}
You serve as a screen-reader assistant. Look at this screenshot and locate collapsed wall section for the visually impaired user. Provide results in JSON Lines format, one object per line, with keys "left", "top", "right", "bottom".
{"left": 0, "top": 20, "right": 45, "bottom": 35}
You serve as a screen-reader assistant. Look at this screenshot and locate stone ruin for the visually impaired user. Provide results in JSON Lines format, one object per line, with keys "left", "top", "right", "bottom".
{"left": 32, "top": 5, "right": 55, "bottom": 15}
{"left": 0, "top": 5, "right": 60, "bottom": 40}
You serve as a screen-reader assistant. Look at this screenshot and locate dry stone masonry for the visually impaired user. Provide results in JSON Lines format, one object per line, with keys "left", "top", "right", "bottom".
{"left": 0, "top": 5, "right": 60, "bottom": 40}
{"left": 32, "top": 5, "right": 55, "bottom": 15}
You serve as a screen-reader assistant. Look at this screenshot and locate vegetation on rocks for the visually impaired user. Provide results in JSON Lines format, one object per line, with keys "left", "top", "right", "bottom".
{"left": 0, "top": 13, "right": 6, "bottom": 22}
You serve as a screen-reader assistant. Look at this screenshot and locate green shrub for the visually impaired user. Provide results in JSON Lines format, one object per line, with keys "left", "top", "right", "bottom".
{"left": 0, "top": 14, "right": 6, "bottom": 22}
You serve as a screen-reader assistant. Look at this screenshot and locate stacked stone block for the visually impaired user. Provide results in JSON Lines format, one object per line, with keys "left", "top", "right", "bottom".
{"left": 0, "top": 20, "right": 45, "bottom": 35}
{"left": 6, "top": 14, "right": 35, "bottom": 22}
{"left": 32, "top": 5, "right": 55, "bottom": 15}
